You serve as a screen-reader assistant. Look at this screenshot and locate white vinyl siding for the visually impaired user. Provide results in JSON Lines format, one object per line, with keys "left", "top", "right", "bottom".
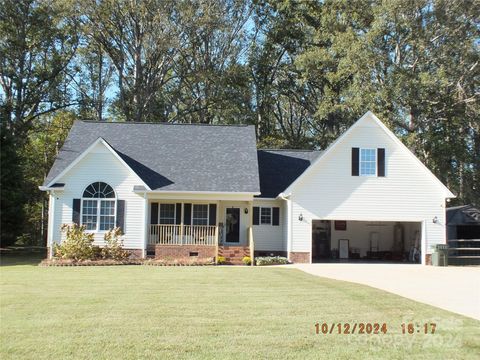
{"left": 51, "top": 141, "right": 145, "bottom": 249}
{"left": 253, "top": 200, "right": 285, "bottom": 252}
{"left": 289, "top": 116, "right": 448, "bottom": 255}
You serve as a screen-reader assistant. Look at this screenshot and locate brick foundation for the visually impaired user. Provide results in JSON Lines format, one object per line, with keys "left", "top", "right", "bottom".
{"left": 155, "top": 245, "right": 215, "bottom": 260}
{"left": 425, "top": 254, "right": 432, "bottom": 265}
{"left": 289, "top": 252, "right": 310, "bottom": 263}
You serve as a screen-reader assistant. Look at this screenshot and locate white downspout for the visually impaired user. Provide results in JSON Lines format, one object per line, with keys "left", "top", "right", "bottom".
{"left": 143, "top": 193, "right": 148, "bottom": 258}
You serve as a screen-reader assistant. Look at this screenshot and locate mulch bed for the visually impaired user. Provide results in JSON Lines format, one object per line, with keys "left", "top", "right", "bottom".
{"left": 39, "top": 258, "right": 216, "bottom": 267}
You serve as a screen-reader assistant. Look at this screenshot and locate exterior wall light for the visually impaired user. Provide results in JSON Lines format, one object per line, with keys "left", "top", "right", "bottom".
{"left": 244, "top": 208, "right": 248, "bottom": 214}
{"left": 298, "top": 213, "right": 304, "bottom": 222}
{"left": 432, "top": 216, "right": 438, "bottom": 223}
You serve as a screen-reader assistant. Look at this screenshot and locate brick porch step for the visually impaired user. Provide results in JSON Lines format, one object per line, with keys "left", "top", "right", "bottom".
{"left": 218, "top": 246, "right": 250, "bottom": 265}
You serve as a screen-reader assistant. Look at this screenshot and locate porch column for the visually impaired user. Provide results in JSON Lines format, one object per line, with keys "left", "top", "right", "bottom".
{"left": 286, "top": 198, "right": 292, "bottom": 259}
{"left": 214, "top": 201, "right": 220, "bottom": 264}
{"left": 142, "top": 194, "right": 148, "bottom": 258}
{"left": 248, "top": 200, "right": 254, "bottom": 265}
{"left": 180, "top": 203, "right": 184, "bottom": 245}
{"left": 47, "top": 192, "right": 55, "bottom": 259}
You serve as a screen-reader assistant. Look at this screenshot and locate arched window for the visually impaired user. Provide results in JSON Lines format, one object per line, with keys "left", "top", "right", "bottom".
{"left": 81, "top": 182, "right": 116, "bottom": 231}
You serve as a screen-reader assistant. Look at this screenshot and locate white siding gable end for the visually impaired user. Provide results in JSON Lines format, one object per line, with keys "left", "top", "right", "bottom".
{"left": 283, "top": 111, "right": 455, "bottom": 198}
{"left": 49, "top": 138, "right": 147, "bottom": 249}
{"left": 46, "top": 137, "right": 151, "bottom": 191}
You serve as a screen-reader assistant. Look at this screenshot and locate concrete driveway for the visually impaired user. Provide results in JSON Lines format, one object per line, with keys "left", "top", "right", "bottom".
{"left": 289, "top": 263, "right": 480, "bottom": 320}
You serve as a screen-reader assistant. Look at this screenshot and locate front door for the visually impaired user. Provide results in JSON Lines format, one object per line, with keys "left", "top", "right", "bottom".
{"left": 225, "top": 208, "right": 240, "bottom": 243}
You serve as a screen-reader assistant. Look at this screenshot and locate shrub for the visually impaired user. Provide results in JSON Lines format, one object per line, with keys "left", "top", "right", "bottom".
{"left": 101, "top": 227, "right": 129, "bottom": 260}
{"left": 255, "top": 256, "right": 289, "bottom": 266}
{"left": 217, "top": 256, "right": 226, "bottom": 265}
{"left": 54, "top": 224, "right": 99, "bottom": 261}
{"left": 242, "top": 256, "right": 252, "bottom": 265}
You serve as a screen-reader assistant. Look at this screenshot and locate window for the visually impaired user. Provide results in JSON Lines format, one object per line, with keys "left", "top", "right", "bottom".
{"left": 360, "top": 148, "right": 376, "bottom": 176}
{"left": 81, "top": 182, "right": 116, "bottom": 231}
{"left": 99, "top": 201, "right": 115, "bottom": 230}
{"left": 260, "top": 207, "right": 272, "bottom": 225}
{"left": 192, "top": 204, "right": 208, "bottom": 225}
{"left": 159, "top": 204, "right": 176, "bottom": 224}
{"left": 82, "top": 199, "right": 98, "bottom": 230}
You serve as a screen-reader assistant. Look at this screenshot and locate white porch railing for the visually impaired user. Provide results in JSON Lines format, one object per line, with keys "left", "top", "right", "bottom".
{"left": 149, "top": 224, "right": 217, "bottom": 246}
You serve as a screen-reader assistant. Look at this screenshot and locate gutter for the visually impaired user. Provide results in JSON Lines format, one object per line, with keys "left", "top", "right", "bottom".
{"left": 38, "top": 186, "right": 65, "bottom": 192}
{"left": 133, "top": 189, "right": 261, "bottom": 196}
{"left": 277, "top": 192, "right": 291, "bottom": 200}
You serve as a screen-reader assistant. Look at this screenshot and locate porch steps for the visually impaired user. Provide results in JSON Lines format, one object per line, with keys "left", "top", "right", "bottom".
{"left": 447, "top": 239, "right": 480, "bottom": 266}
{"left": 218, "top": 246, "right": 250, "bottom": 265}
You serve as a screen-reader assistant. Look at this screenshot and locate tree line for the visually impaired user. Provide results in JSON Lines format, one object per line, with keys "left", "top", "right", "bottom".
{"left": 1, "top": 0, "right": 478, "bottom": 246}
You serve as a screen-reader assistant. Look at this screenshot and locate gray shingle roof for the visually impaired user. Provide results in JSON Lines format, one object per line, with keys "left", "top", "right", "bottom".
{"left": 257, "top": 149, "right": 323, "bottom": 198}
{"left": 44, "top": 121, "right": 260, "bottom": 193}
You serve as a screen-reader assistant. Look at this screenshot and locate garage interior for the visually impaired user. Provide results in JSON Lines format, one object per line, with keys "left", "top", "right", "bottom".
{"left": 312, "top": 220, "right": 422, "bottom": 263}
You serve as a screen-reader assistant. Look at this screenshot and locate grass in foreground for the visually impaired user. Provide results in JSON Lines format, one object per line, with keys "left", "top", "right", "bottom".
{"left": 1, "top": 254, "right": 479, "bottom": 360}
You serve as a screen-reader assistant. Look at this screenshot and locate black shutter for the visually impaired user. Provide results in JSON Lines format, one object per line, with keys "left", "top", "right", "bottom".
{"left": 377, "top": 148, "right": 385, "bottom": 177}
{"left": 72, "top": 199, "right": 81, "bottom": 224}
{"left": 253, "top": 207, "right": 259, "bottom": 225}
{"left": 175, "top": 203, "right": 182, "bottom": 225}
{"left": 150, "top": 203, "right": 158, "bottom": 225}
{"left": 116, "top": 200, "right": 125, "bottom": 233}
{"left": 352, "top": 147, "right": 359, "bottom": 176}
{"left": 209, "top": 204, "right": 217, "bottom": 226}
{"left": 184, "top": 203, "right": 192, "bottom": 225}
{"left": 272, "top": 207, "right": 280, "bottom": 226}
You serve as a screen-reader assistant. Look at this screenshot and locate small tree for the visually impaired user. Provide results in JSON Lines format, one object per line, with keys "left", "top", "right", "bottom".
{"left": 101, "top": 227, "right": 129, "bottom": 260}
{"left": 54, "top": 224, "right": 99, "bottom": 260}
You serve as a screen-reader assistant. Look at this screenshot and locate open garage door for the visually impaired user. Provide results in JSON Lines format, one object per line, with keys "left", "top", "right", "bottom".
{"left": 312, "top": 220, "right": 422, "bottom": 264}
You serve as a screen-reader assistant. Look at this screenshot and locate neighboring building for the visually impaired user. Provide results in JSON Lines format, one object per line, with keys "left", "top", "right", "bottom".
{"left": 446, "top": 205, "right": 480, "bottom": 265}
{"left": 40, "top": 112, "right": 455, "bottom": 264}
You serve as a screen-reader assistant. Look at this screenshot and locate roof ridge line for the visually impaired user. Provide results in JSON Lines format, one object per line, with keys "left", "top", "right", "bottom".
{"left": 258, "top": 148, "right": 321, "bottom": 152}
{"left": 79, "top": 120, "right": 251, "bottom": 127}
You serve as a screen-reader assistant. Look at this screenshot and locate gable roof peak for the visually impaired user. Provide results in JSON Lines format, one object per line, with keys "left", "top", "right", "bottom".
{"left": 78, "top": 120, "right": 252, "bottom": 128}
{"left": 43, "top": 120, "right": 260, "bottom": 193}
{"left": 282, "top": 111, "right": 455, "bottom": 198}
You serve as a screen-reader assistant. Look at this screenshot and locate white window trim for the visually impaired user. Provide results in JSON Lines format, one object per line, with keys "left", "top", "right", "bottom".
{"left": 260, "top": 207, "right": 272, "bottom": 225}
{"left": 192, "top": 204, "right": 210, "bottom": 226}
{"left": 80, "top": 182, "right": 117, "bottom": 233}
{"left": 359, "top": 148, "right": 377, "bottom": 177}
{"left": 158, "top": 203, "right": 176, "bottom": 225}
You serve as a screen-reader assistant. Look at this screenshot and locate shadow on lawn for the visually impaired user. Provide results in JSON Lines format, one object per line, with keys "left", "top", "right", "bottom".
{"left": 0, "top": 247, "right": 46, "bottom": 266}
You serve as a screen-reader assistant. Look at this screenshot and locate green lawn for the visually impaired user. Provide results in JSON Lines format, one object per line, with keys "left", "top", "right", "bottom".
{"left": 1, "top": 254, "right": 479, "bottom": 360}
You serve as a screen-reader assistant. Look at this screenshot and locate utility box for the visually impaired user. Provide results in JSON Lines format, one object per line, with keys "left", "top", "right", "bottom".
{"left": 432, "top": 244, "right": 449, "bottom": 266}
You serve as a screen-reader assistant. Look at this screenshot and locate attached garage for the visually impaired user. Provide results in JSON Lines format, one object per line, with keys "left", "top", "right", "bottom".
{"left": 311, "top": 220, "right": 422, "bottom": 263}
{"left": 281, "top": 112, "right": 454, "bottom": 265}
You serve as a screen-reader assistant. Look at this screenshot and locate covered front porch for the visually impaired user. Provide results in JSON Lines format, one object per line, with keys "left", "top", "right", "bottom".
{"left": 145, "top": 199, "right": 254, "bottom": 264}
